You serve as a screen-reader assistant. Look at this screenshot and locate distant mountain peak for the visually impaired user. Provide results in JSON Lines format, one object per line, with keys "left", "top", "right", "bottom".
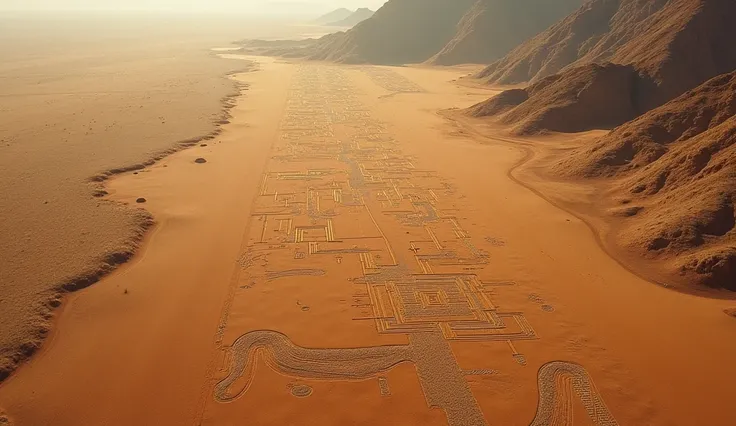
{"left": 326, "top": 8, "right": 375, "bottom": 27}
{"left": 313, "top": 8, "right": 354, "bottom": 25}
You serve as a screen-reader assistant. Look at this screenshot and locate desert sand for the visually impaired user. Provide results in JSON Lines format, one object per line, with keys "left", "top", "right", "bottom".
{"left": 0, "top": 13, "right": 331, "bottom": 383}
{"left": 0, "top": 52, "right": 735, "bottom": 426}
{"left": 466, "top": 70, "right": 735, "bottom": 292}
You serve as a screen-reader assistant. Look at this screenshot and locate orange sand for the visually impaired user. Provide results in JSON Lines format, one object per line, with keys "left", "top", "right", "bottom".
{"left": 1, "top": 56, "right": 735, "bottom": 425}
{"left": 0, "top": 13, "right": 332, "bottom": 383}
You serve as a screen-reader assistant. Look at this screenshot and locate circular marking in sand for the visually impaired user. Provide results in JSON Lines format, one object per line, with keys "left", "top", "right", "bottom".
{"left": 541, "top": 304, "right": 555, "bottom": 312}
{"left": 290, "top": 385, "right": 313, "bottom": 398}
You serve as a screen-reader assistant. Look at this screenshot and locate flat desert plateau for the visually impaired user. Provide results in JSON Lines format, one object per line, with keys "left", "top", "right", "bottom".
{"left": 1, "top": 10, "right": 735, "bottom": 426}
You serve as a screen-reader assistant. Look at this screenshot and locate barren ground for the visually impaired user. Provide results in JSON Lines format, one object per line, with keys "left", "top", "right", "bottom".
{"left": 0, "top": 13, "right": 329, "bottom": 381}
{"left": 0, "top": 54, "right": 735, "bottom": 425}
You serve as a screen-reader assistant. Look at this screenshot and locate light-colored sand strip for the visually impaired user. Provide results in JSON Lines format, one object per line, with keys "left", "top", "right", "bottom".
{"left": 1, "top": 57, "right": 735, "bottom": 426}
{"left": 0, "top": 56, "right": 296, "bottom": 426}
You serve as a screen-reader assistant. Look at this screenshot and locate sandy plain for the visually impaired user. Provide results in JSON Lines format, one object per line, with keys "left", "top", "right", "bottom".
{"left": 1, "top": 46, "right": 736, "bottom": 426}
{"left": 0, "top": 13, "right": 331, "bottom": 382}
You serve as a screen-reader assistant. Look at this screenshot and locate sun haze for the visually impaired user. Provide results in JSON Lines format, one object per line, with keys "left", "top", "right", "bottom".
{"left": 1, "top": 0, "right": 388, "bottom": 15}
{"left": 0, "top": 1, "right": 734, "bottom": 426}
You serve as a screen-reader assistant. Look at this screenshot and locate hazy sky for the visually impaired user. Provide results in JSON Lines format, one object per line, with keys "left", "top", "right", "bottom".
{"left": 0, "top": 0, "right": 388, "bottom": 14}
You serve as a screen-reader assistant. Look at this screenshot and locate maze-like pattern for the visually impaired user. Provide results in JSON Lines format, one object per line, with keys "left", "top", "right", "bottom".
{"left": 215, "top": 332, "right": 618, "bottom": 426}
{"left": 360, "top": 66, "right": 425, "bottom": 93}
{"left": 364, "top": 275, "right": 536, "bottom": 342}
{"left": 213, "top": 64, "right": 619, "bottom": 426}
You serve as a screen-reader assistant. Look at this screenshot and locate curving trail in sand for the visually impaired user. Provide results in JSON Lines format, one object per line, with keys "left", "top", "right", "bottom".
{"left": 214, "top": 330, "right": 413, "bottom": 402}
{"left": 530, "top": 361, "right": 619, "bottom": 426}
{"left": 1, "top": 56, "right": 735, "bottom": 426}
{"left": 215, "top": 330, "right": 618, "bottom": 426}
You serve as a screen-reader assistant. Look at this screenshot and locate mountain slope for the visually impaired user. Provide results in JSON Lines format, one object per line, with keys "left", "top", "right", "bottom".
{"left": 313, "top": 8, "right": 353, "bottom": 25}
{"left": 469, "top": 0, "right": 736, "bottom": 134}
{"left": 430, "top": 0, "right": 583, "bottom": 65}
{"left": 468, "top": 62, "right": 644, "bottom": 134}
{"left": 478, "top": 0, "right": 736, "bottom": 109}
{"left": 309, "top": 0, "right": 477, "bottom": 64}
{"left": 560, "top": 72, "right": 736, "bottom": 178}
{"left": 327, "top": 8, "right": 375, "bottom": 27}
{"left": 559, "top": 71, "right": 736, "bottom": 289}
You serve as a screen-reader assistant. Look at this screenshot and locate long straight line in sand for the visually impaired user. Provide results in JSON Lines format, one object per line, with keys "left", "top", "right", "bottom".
{"left": 193, "top": 64, "right": 297, "bottom": 423}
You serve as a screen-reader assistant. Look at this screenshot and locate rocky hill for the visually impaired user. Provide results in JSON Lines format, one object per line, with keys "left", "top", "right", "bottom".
{"left": 478, "top": 0, "right": 736, "bottom": 101}
{"left": 559, "top": 71, "right": 736, "bottom": 289}
{"left": 246, "top": 0, "right": 584, "bottom": 66}
{"left": 309, "top": 0, "right": 477, "bottom": 64}
{"left": 468, "top": 63, "right": 645, "bottom": 134}
{"left": 430, "top": 0, "right": 583, "bottom": 65}
{"left": 472, "top": 0, "right": 736, "bottom": 133}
